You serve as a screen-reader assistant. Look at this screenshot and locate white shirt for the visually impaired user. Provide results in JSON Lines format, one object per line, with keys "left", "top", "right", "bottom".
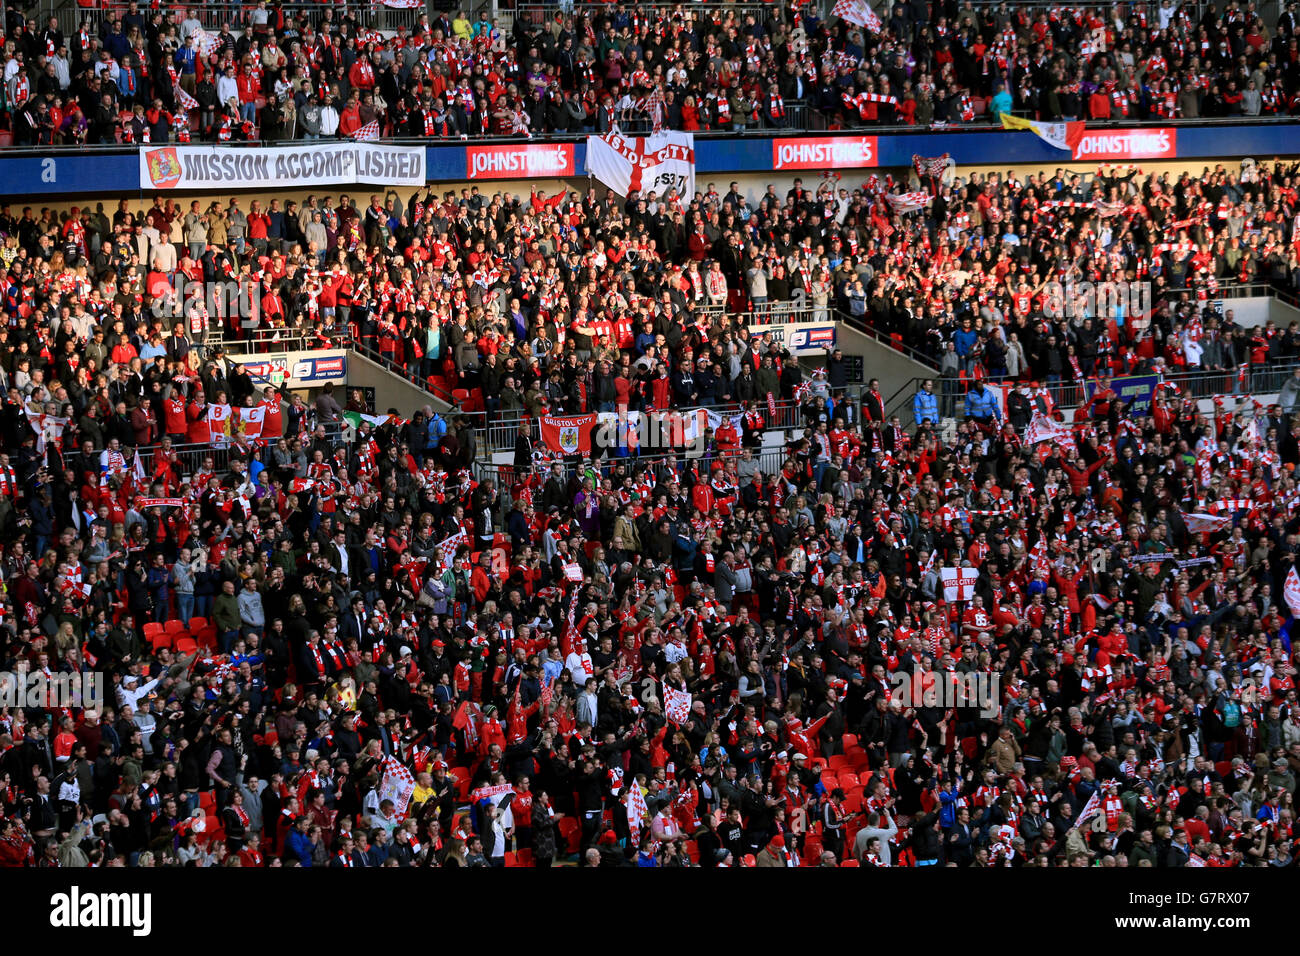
{"left": 489, "top": 817, "right": 506, "bottom": 858}
{"left": 117, "top": 676, "right": 161, "bottom": 712}
{"left": 565, "top": 651, "right": 593, "bottom": 684}
{"left": 217, "top": 74, "right": 239, "bottom": 106}
{"left": 319, "top": 105, "right": 339, "bottom": 136}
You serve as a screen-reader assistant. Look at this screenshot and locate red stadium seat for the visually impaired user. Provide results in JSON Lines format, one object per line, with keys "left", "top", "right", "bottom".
{"left": 176, "top": 637, "right": 198, "bottom": 656}
{"left": 194, "top": 627, "right": 218, "bottom": 651}
{"left": 557, "top": 817, "right": 581, "bottom": 854}
{"left": 145, "top": 624, "right": 172, "bottom": 652}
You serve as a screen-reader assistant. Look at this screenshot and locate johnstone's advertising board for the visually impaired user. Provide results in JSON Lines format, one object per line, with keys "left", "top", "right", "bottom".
{"left": 467, "top": 143, "right": 576, "bottom": 179}
{"left": 1070, "top": 128, "right": 1177, "bottom": 161}
{"left": 139, "top": 143, "right": 426, "bottom": 190}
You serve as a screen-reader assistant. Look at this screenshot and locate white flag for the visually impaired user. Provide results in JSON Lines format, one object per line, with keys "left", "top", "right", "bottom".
{"left": 1285, "top": 566, "right": 1300, "bottom": 619}
{"left": 664, "top": 686, "right": 692, "bottom": 725}
{"left": 585, "top": 128, "right": 695, "bottom": 202}
{"left": 1023, "top": 411, "right": 1075, "bottom": 446}
{"left": 436, "top": 529, "right": 467, "bottom": 568}
{"left": 832, "top": 0, "right": 882, "bottom": 32}
{"left": 940, "top": 566, "right": 978, "bottom": 602}
{"left": 886, "top": 191, "right": 932, "bottom": 214}
{"left": 625, "top": 779, "right": 649, "bottom": 844}
{"left": 237, "top": 405, "right": 267, "bottom": 439}
{"left": 377, "top": 756, "right": 416, "bottom": 821}
{"left": 1181, "top": 510, "right": 1231, "bottom": 535}
{"left": 206, "top": 403, "right": 232, "bottom": 445}
{"left": 1072, "top": 790, "right": 1101, "bottom": 830}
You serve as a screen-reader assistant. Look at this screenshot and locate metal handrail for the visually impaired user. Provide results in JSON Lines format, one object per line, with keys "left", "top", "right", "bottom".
{"left": 43, "top": 2, "right": 425, "bottom": 36}
{"left": 472, "top": 444, "right": 792, "bottom": 489}
{"left": 838, "top": 309, "right": 942, "bottom": 370}
{"left": 476, "top": 397, "right": 806, "bottom": 458}
{"left": 1158, "top": 282, "right": 1300, "bottom": 312}
{"left": 3, "top": 114, "right": 1295, "bottom": 154}
{"left": 885, "top": 357, "right": 1300, "bottom": 430}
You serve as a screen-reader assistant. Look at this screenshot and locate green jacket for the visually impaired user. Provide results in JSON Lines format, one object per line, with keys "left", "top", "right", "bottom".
{"left": 1128, "top": 842, "right": 1158, "bottom": 867}
{"left": 213, "top": 592, "right": 242, "bottom": 633}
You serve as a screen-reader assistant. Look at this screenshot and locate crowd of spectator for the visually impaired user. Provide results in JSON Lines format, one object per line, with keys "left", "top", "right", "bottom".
{"left": 0, "top": 152, "right": 1299, "bottom": 869}
{"left": 2, "top": 0, "right": 1300, "bottom": 870}
{"left": 3, "top": 0, "right": 1298, "bottom": 146}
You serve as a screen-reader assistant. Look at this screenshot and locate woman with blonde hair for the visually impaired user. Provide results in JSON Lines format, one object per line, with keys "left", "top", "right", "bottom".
{"left": 53, "top": 621, "right": 79, "bottom": 659}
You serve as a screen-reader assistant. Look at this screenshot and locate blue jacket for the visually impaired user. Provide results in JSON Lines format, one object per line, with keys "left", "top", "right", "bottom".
{"left": 939, "top": 789, "right": 957, "bottom": 828}
{"left": 286, "top": 830, "right": 314, "bottom": 866}
{"left": 427, "top": 413, "right": 447, "bottom": 449}
{"left": 953, "top": 328, "right": 978, "bottom": 357}
{"left": 964, "top": 386, "right": 1001, "bottom": 421}
{"left": 912, "top": 388, "right": 939, "bottom": 426}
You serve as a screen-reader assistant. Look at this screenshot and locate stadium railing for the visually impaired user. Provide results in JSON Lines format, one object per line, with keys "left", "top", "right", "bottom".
{"left": 43, "top": 1, "right": 426, "bottom": 37}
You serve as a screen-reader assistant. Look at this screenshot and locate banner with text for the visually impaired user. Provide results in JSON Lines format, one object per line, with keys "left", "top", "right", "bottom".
{"left": 1071, "top": 128, "right": 1176, "bottom": 161}
{"left": 773, "top": 135, "right": 878, "bottom": 170}
{"left": 585, "top": 128, "right": 695, "bottom": 201}
{"left": 1087, "top": 374, "right": 1159, "bottom": 417}
{"left": 229, "top": 350, "right": 348, "bottom": 388}
{"left": 747, "top": 321, "right": 836, "bottom": 354}
{"left": 139, "top": 143, "right": 426, "bottom": 190}
{"left": 540, "top": 413, "right": 598, "bottom": 456}
{"left": 467, "top": 143, "right": 575, "bottom": 180}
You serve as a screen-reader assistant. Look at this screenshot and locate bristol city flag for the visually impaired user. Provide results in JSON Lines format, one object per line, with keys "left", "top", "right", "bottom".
{"left": 585, "top": 128, "right": 695, "bottom": 203}
{"left": 540, "top": 413, "right": 597, "bottom": 456}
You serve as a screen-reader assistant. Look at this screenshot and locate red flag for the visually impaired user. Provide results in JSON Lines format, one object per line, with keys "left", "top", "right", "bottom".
{"left": 540, "top": 414, "right": 596, "bottom": 456}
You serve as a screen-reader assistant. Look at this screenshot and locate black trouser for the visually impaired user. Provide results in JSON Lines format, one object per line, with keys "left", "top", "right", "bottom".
{"left": 580, "top": 808, "right": 602, "bottom": 848}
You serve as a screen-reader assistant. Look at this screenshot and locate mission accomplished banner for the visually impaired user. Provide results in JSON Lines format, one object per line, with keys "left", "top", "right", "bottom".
{"left": 139, "top": 143, "right": 426, "bottom": 190}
